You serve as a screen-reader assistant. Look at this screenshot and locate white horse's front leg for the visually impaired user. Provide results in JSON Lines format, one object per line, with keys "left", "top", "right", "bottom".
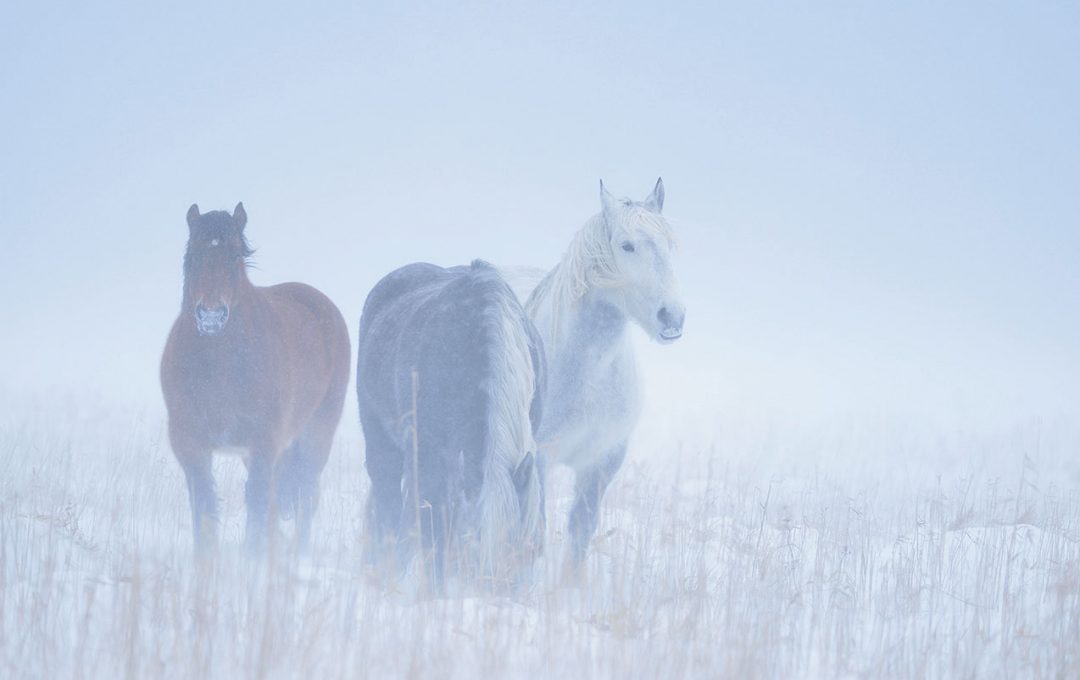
{"left": 564, "top": 442, "right": 628, "bottom": 580}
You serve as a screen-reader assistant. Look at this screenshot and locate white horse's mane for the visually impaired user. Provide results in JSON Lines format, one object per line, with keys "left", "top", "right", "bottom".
{"left": 526, "top": 207, "right": 675, "bottom": 345}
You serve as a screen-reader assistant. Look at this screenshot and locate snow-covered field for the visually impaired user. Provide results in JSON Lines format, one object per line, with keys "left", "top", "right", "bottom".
{"left": 2, "top": 389, "right": 1078, "bottom": 679}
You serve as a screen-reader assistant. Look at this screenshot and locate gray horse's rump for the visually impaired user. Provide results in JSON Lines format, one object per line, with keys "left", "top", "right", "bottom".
{"left": 356, "top": 260, "right": 545, "bottom": 587}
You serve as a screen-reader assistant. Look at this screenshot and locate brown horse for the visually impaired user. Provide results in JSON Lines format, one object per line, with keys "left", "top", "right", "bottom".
{"left": 160, "top": 203, "right": 350, "bottom": 555}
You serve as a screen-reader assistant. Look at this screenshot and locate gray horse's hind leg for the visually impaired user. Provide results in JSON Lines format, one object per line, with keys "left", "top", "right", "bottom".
{"left": 404, "top": 500, "right": 448, "bottom": 594}
{"left": 399, "top": 460, "right": 453, "bottom": 595}
{"left": 566, "top": 443, "right": 628, "bottom": 571}
{"left": 362, "top": 421, "right": 404, "bottom": 574}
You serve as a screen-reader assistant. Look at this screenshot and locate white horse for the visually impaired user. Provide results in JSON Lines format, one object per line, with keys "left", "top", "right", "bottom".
{"left": 525, "top": 178, "right": 685, "bottom": 575}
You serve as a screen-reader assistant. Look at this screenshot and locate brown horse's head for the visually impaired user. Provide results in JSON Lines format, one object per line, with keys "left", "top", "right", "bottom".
{"left": 183, "top": 202, "right": 253, "bottom": 337}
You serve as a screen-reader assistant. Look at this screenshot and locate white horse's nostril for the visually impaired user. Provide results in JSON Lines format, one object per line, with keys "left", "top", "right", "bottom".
{"left": 657, "top": 306, "right": 682, "bottom": 327}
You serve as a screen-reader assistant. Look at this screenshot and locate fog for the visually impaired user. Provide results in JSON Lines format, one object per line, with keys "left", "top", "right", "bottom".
{"left": 3, "top": 2, "right": 1076, "bottom": 425}
{"left": 2, "top": 3, "right": 1079, "bottom": 677}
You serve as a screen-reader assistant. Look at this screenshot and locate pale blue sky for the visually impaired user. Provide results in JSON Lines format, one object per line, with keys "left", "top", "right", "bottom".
{"left": 1, "top": 2, "right": 1077, "bottom": 422}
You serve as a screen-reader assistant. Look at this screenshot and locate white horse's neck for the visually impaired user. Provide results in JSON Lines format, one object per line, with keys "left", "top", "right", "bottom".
{"left": 530, "top": 260, "right": 640, "bottom": 467}
{"left": 528, "top": 213, "right": 623, "bottom": 353}
{"left": 559, "top": 286, "right": 631, "bottom": 365}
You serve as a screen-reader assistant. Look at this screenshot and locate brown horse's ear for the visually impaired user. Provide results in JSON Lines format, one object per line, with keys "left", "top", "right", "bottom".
{"left": 233, "top": 202, "right": 247, "bottom": 231}
{"left": 186, "top": 204, "right": 201, "bottom": 231}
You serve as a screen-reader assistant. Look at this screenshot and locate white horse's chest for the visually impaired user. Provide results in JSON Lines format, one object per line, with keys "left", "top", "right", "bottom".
{"left": 542, "top": 338, "right": 640, "bottom": 471}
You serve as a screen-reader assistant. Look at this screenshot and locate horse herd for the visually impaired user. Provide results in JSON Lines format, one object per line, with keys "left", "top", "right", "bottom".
{"left": 160, "top": 178, "right": 685, "bottom": 592}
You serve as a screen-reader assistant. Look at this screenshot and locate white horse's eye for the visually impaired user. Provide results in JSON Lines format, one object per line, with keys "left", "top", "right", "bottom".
{"left": 621, "top": 242, "right": 635, "bottom": 253}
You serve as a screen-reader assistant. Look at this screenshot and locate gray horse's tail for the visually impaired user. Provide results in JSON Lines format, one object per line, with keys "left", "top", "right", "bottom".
{"left": 470, "top": 262, "right": 545, "bottom": 581}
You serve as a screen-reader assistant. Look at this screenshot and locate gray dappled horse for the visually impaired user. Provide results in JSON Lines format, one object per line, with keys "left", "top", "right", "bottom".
{"left": 356, "top": 261, "right": 546, "bottom": 592}
{"left": 526, "top": 178, "right": 685, "bottom": 579}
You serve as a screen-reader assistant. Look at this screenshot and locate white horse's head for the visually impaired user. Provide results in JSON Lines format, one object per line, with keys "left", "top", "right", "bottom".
{"left": 599, "top": 178, "right": 686, "bottom": 343}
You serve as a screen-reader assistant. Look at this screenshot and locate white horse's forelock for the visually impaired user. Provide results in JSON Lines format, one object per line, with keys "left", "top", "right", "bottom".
{"left": 526, "top": 207, "right": 675, "bottom": 345}
{"left": 473, "top": 287, "right": 543, "bottom": 582}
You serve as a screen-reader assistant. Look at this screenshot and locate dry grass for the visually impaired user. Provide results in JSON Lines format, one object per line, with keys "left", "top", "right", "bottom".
{"left": 1, "top": 399, "right": 1079, "bottom": 679}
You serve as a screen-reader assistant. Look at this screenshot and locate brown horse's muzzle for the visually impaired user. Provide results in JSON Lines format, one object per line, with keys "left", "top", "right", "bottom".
{"left": 195, "top": 303, "right": 230, "bottom": 336}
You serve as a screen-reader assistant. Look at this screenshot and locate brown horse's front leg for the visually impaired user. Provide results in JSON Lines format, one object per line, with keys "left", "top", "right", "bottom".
{"left": 244, "top": 449, "right": 280, "bottom": 556}
{"left": 175, "top": 447, "right": 218, "bottom": 554}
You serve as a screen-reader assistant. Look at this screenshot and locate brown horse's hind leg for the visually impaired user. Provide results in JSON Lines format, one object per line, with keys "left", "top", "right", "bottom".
{"left": 283, "top": 399, "right": 342, "bottom": 553}
{"left": 277, "top": 441, "right": 304, "bottom": 523}
{"left": 279, "top": 435, "right": 324, "bottom": 553}
{"left": 175, "top": 447, "right": 218, "bottom": 553}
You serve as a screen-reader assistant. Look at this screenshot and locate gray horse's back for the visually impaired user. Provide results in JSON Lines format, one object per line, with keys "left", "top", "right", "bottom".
{"left": 358, "top": 261, "right": 530, "bottom": 458}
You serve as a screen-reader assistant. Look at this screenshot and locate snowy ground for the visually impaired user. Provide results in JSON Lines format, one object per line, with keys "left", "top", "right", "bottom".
{"left": 2, "top": 392, "right": 1079, "bottom": 679}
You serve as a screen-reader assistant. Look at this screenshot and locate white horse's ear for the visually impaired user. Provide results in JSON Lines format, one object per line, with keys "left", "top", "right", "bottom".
{"left": 186, "top": 204, "right": 201, "bottom": 231}
{"left": 600, "top": 179, "right": 620, "bottom": 218}
{"left": 644, "top": 177, "right": 664, "bottom": 213}
{"left": 232, "top": 202, "right": 247, "bottom": 230}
